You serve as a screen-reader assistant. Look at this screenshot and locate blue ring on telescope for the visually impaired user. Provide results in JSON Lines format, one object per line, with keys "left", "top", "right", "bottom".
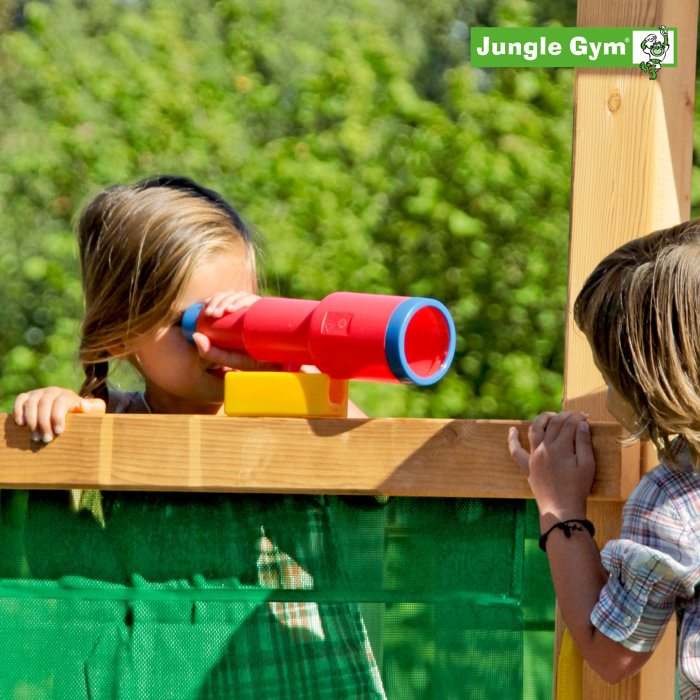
{"left": 182, "top": 302, "right": 204, "bottom": 345}
{"left": 384, "top": 297, "right": 456, "bottom": 386}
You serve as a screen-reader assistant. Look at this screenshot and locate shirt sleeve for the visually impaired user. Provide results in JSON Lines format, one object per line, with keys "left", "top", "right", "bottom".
{"left": 591, "top": 467, "right": 700, "bottom": 652}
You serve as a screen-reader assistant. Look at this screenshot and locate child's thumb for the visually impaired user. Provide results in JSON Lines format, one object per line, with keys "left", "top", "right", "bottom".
{"left": 78, "top": 398, "right": 107, "bottom": 414}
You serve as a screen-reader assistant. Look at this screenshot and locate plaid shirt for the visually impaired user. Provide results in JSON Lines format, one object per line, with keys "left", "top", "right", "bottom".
{"left": 591, "top": 446, "right": 700, "bottom": 699}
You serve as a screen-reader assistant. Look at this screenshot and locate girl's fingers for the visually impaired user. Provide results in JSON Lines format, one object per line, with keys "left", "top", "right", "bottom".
{"left": 192, "top": 332, "right": 212, "bottom": 355}
{"left": 18, "top": 390, "right": 44, "bottom": 439}
{"left": 528, "top": 411, "right": 557, "bottom": 449}
{"left": 193, "top": 333, "right": 233, "bottom": 366}
{"left": 204, "top": 292, "right": 259, "bottom": 317}
{"left": 36, "top": 390, "right": 80, "bottom": 442}
{"left": 193, "top": 332, "right": 280, "bottom": 372}
{"left": 574, "top": 419, "right": 595, "bottom": 471}
{"left": 555, "top": 412, "right": 590, "bottom": 450}
{"left": 540, "top": 410, "right": 572, "bottom": 442}
{"left": 508, "top": 427, "right": 531, "bottom": 475}
{"left": 50, "top": 397, "right": 105, "bottom": 441}
{"left": 193, "top": 332, "right": 236, "bottom": 366}
{"left": 72, "top": 398, "right": 106, "bottom": 414}
{"left": 13, "top": 389, "right": 105, "bottom": 443}
{"left": 14, "top": 388, "right": 57, "bottom": 440}
{"left": 35, "top": 392, "right": 60, "bottom": 441}
{"left": 13, "top": 392, "right": 29, "bottom": 426}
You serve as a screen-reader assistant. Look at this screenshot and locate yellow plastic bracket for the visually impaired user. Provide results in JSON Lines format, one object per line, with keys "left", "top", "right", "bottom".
{"left": 224, "top": 371, "right": 349, "bottom": 417}
{"left": 556, "top": 628, "right": 583, "bottom": 700}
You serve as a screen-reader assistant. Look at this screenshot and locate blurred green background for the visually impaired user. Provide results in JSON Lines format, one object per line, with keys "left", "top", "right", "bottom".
{"left": 4, "top": 0, "right": 699, "bottom": 418}
{"left": 2, "top": 0, "right": 700, "bottom": 417}
{"left": 0, "top": 0, "right": 580, "bottom": 417}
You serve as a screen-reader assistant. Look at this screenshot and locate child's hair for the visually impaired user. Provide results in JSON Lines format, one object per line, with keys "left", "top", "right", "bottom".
{"left": 574, "top": 219, "right": 700, "bottom": 468}
{"left": 77, "top": 175, "right": 259, "bottom": 401}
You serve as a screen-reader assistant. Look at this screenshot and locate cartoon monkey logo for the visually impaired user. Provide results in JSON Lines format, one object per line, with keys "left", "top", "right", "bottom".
{"left": 639, "top": 26, "right": 669, "bottom": 80}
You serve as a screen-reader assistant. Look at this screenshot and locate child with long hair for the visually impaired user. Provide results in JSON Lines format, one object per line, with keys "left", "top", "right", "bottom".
{"left": 509, "top": 221, "right": 700, "bottom": 696}
{"left": 12, "top": 175, "right": 385, "bottom": 699}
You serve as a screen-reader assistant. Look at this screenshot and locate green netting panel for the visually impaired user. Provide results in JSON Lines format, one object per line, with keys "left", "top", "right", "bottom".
{"left": 0, "top": 492, "right": 554, "bottom": 699}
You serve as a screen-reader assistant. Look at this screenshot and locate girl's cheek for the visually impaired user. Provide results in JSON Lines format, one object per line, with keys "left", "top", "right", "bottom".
{"left": 154, "top": 326, "right": 174, "bottom": 342}
{"left": 148, "top": 327, "right": 195, "bottom": 362}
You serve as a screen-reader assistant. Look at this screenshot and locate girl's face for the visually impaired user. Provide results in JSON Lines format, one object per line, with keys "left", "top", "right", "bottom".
{"left": 605, "top": 383, "right": 638, "bottom": 433}
{"left": 591, "top": 352, "right": 639, "bottom": 431}
{"left": 131, "top": 247, "right": 256, "bottom": 415}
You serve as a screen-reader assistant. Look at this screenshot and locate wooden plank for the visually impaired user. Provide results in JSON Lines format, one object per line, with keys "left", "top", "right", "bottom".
{"left": 560, "top": 1, "right": 698, "bottom": 698}
{"left": 1, "top": 414, "right": 632, "bottom": 499}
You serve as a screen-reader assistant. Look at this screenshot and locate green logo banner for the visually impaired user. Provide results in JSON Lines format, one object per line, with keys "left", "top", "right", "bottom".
{"left": 470, "top": 27, "right": 677, "bottom": 74}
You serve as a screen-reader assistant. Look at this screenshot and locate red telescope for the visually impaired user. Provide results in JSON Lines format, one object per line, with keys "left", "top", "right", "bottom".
{"left": 182, "top": 292, "right": 455, "bottom": 386}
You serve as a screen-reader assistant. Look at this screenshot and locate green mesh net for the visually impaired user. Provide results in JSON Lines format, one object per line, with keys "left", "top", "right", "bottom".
{"left": 0, "top": 491, "right": 554, "bottom": 699}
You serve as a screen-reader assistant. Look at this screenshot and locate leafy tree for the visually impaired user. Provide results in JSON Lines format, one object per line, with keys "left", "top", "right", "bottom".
{"left": 0, "top": 0, "right": 615, "bottom": 422}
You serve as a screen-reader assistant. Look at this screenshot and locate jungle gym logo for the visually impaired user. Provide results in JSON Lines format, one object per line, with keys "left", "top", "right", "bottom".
{"left": 471, "top": 26, "right": 676, "bottom": 80}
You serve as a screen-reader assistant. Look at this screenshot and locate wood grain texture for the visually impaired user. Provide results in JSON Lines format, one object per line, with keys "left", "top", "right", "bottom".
{"left": 1, "top": 414, "right": 632, "bottom": 499}
{"left": 561, "top": 1, "right": 698, "bottom": 698}
{"left": 566, "top": 1, "right": 697, "bottom": 417}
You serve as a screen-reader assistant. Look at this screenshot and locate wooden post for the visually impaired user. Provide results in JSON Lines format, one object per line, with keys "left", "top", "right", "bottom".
{"left": 563, "top": 1, "right": 698, "bottom": 698}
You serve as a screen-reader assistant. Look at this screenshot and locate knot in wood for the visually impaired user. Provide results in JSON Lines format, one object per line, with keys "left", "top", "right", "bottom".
{"left": 442, "top": 425, "right": 459, "bottom": 445}
{"left": 607, "top": 91, "right": 622, "bottom": 113}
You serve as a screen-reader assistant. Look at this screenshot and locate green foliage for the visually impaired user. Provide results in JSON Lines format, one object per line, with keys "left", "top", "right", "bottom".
{"left": 2, "top": 0, "right": 578, "bottom": 419}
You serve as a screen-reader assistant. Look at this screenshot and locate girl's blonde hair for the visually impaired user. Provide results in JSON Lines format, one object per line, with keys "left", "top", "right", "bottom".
{"left": 77, "top": 176, "right": 259, "bottom": 401}
{"left": 574, "top": 220, "right": 700, "bottom": 468}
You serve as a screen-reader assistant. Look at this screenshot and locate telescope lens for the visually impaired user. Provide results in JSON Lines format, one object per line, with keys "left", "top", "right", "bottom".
{"left": 384, "top": 297, "right": 456, "bottom": 385}
{"left": 404, "top": 306, "right": 452, "bottom": 378}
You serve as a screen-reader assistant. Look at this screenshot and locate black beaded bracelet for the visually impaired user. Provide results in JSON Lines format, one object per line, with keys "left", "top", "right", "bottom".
{"left": 538, "top": 519, "right": 595, "bottom": 552}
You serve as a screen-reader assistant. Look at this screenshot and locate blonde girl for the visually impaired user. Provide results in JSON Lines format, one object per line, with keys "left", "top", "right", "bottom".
{"left": 12, "top": 175, "right": 385, "bottom": 699}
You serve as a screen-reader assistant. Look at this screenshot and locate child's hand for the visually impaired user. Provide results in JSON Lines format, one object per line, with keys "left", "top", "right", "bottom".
{"left": 191, "top": 291, "right": 283, "bottom": 372}
{"left": 198, "top": 291, "right": 259, "bottom": 319}
{"left": 508, "top": 411, "right": 596, "bottom": 524}
{"left": 14, "top": 388, "right": 106, "bottom": 443}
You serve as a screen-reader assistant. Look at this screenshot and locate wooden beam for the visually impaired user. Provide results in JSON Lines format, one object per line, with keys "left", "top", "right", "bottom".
{"left": 562, "top": 1, "right": 698, "bottom": 698}
{"left": 1, "top": 414, "right": 634, "bottom": 499}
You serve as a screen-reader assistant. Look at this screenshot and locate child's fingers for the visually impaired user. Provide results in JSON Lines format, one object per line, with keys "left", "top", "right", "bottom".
{"left": 192, "top": 331, "right": 212, "bottom": 355}
{"left": 18, "top": 387, "right": 65, "bottom": 441}
{"left": 15, "top": 389, "right": 46, "bottom": 439}
{"left": 14, "top": 389, "right": 105, "bottom": 443}
{"left": 47, "top": 395, "right": 105, "bottom": 441}
{"left": 36, "top": 390, "right": 84, "bottom": 442}
{"left": 203, "top": 344, "right": 249, "bottom": 368}
{"left": 508, "top": 427, "right": 531, "bottom": 475}
{"left": 528, "top": 411, "right": 557, "bottom": 449}
{"left": 539, "top": 410, "right": 573, "bottom": 442}
{"left": 193, "top": 333, "right": 234, "bottom": 366}
{"left": 554, "top": 412, "right": 590, "bottom": 450}
{"left": 72, "top": 398, "right": 106, "bottom": 414}
{"left": 574, "top": 420, "right": 596, "bottom": 470}
{"left": 13, "top": 392, "right": 30, "bottom": 426}
{"left": 203, "top": 292, "right": 259, "bottom": 318}
{"left": 193, "top": 332, "right": 279, "bottom": 372}
{"left": 193, "top": 332, "right": 226, "bottom": 364}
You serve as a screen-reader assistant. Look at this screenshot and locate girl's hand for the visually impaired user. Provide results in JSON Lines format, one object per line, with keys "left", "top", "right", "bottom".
{"left": 198, "top": 291, "right": 260, "bottom": 319}
{"left": 191, "top": 291, "right": 283, "bottom": 372}
{"left": 14, "top": 388, "right": 106, "bottom": 443}
{"left": 508, "top": 410, "right": 596, "bottom": 524}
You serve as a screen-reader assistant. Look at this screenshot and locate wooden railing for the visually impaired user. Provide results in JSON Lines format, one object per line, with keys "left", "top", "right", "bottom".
{"left": 1, "top": 414, "right": 635, "bottom": 499}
